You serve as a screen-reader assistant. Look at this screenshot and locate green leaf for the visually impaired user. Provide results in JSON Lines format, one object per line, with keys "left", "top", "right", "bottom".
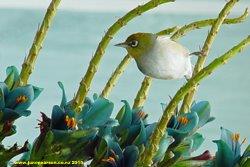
{"left": 32, "top": 86, "right": 43, "bottom": 101}
{"left": 242, "top": 144, "right": 250, "bottom": 159}
{"left": 20, "top": 143, "right": 32, "bottom": 161}
{"left": 242, "top": 159, "right": 250, "bottom": 167}
{"left": 145, "top": 123, "right": 157, "bottom": 140}
{"left": 174, "top": 139, "right": 193, "bottom": 157}
{"left": 188, "top": 133, "right": 205, "bottom": 154}
{"left": 82, "top": 97, "right": 113, "bottom": 128}
{"left": 4, "top": 71, "right": 15, "bottom": 90}
{"left": 96, "top": 137, "right": 108, "bottom": 160}
{"left": 71, "top": 128, "right": 98, "bottom": 139}
{"left": 124, "top": 145, "right": 139, "bottom": 167}
{"left": 116, "top": 100, "right": 132, "bottom": 130}
{"left": 58, "top": 82, "right": 67, "bottom": 108}
{"left": 1, "top": 108, "right": 31, "bottom": 123}
{"left": 213, "top": 140, "right": 234, "bottom": 167}
{"left": 5, "top": 66, "right": 19, "bottom": 90}
{"left": 133, "top": 121, "right": 146, "bottom": 146}
{"left": 93, "top": 93, "right": 98, "bottom": 101}
{"left": 240, "top": 145, "right": 250, "bottom": 166}
{"left": 96, "top": 135, "right": 123, "bottom": 161}
{"left": 153, "top": 133, "right": 174, "bottom": 163}
{"left": 0, "top": 83, "right": 7, "bottom": 110}
{"left": 173, "top": 160, "right": 214, "bottom": 167}
{"left": 0, "top": 111, "right": 3, "bottom": 123}
{"left": 191, "top": 101, "right": 214, "bottom": 128}
{"left": 30, "top": 130, "right": 54, "bottom": 160}
{"left": 52, "top": 128, "right": 98, "bottom": 143}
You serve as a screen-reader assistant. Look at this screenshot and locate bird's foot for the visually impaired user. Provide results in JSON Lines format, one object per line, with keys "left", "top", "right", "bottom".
{"left": 184, "top": 75, "right": 190, "bottom": 82}
{"left": 189, "top": 51, "right": 204, "bottom": 57}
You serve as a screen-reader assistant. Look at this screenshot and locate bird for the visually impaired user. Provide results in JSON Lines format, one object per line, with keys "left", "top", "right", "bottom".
{"left": 115, "top": 33, "right": 193, "bottom": 80}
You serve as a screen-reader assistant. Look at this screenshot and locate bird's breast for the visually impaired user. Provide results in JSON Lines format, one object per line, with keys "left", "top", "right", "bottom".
{"left": 135, "top": 38, "right": 192, "bottom": 80}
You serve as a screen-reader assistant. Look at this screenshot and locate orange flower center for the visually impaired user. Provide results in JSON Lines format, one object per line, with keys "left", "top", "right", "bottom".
{"left": 137, "top": 111, "right": 147, "bottom": 119}
{"left": 16, "top": 95, "right": 28, "bottom": 104}
{"left": 231, "top": 133, "right": 240, "bottom": 142}
{"left": 64, "top": 115, "right": 77, "bottom": 129}
{"left": 102, "top": 156, "right": 116, "bottom": 164}
{"left": 178, "top": 117, "right": 189, "bottom": 125}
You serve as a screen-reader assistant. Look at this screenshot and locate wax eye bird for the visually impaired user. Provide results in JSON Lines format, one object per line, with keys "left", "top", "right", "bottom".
{"left": 116, "top": 33, "right": 193, "bottom": 80}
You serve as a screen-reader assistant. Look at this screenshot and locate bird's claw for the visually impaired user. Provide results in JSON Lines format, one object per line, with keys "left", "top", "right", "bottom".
{"left": 189, "top": 51, "right": 204, "bottom": 57}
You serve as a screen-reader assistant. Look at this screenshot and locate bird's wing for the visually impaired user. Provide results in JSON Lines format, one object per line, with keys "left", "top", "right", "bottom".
{"left": 168, "top": 40, "right": 190, "bottom": 57}
{"left": 158, "top": 36, "right": 190, "bottom": 57}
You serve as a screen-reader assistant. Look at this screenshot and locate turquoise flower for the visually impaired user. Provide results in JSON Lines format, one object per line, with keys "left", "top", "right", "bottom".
{"left": 30, "top": 82, "right": 112, "bottom": 161}
{"left": 0, "top": 66, "right": 42, "bottom": 123}
{"left": 50, "top": 82, "right": 77, "bottom": 130}
{"left": 95, "top": 127, "right": 140, "bottom": 167}
{"left": 99, "top": 143, "right": 139, "bottom": 167}
{"left": 76, "top": 94, "right": 114, "bottom": 129}
{"left": 167, "top": 101, "right": 214, "bottom": 146}
{"left": 50, "top": 82, "right": 114, "bottom": 130}
{"left": 113, "top": 101, "right": 174, "bottom": 164}
{"left": 115, "top": 100, "right": 163, "bottom": 148}
{"left": 213, "top": 127, "right": 249, "bottom": 167}
{"left": 190, "top": 101, "right": 215, "bottom": 129}
{"left": 31, "top": 112, "right": 98, "bottom": 161}
{"left": 167, "top": 111, "right": 199, "bottom": 146}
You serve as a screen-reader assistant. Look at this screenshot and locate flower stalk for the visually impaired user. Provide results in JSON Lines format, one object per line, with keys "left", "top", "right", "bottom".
{"left": 18, "top": 0, "right": 61, "bottom": 86}
{"left": 101, "top": 54, "right": 132, "bottom": 98}
{"left": 179, "top": 0, "right": 245, "bottom": 114}
{"left": 133, "top": 76, "right": 153, "bottom": 109}
{"left": 138, "top": 1, "right": 242, "bottom": 165}
{"left": 171, "top": 8, "right": 248, "bottom": 41}
{"left": 71, "top": 0, "right": 175, "bottom": 112}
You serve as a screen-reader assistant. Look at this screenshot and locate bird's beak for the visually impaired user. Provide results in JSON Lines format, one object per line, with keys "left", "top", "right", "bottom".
{"left": 115, "top": 42, "right": 128, "bottom": 48}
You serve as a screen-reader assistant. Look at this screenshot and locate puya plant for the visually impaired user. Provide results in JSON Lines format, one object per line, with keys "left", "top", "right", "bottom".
{"left": 1, "top": 0, "right": 249, "bottom": 167}
{"left": 0, "top": 0, "right": 60, "bottom": 166}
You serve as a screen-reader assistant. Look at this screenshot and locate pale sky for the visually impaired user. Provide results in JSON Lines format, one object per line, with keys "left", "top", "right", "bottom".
{"left": 0, "top": 0, "right": 249, "bottom": 15}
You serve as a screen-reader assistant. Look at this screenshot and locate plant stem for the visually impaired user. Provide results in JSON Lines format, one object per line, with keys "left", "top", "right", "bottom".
{"left": 71, "top": 0, "right": 175, "bottom": 112}
{"left": 133, "top": 7, "right": 248, "bottom": 109}
{"left": 18, "top": 0, "right": 61, "bottom": 86}
{"left": 156, "top": 26, "right": 180, "bottom": 36}
{"left": 179, "top": 0, "right": 242, "bottom": 114}
{"left": 133, "top": 77, "right": 153, "bottom": 109}
{"left": 137, "top": 1, "right": 242, "bottom": 165}
{"left": 139, "top": 35, "right": 250, "bottom": 166}
{"left": 171, "top": 8, "right": 248, "bottom": 41}
{"left": 100, "top": 54, "right": 132, "bottom": 98}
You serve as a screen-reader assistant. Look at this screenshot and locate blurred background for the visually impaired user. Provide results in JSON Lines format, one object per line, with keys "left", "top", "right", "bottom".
{"left": 0, "top": 0, "right": 249, "bottom": 162}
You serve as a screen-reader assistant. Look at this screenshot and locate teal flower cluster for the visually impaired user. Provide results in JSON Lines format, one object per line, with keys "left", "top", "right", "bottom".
{"left": 0, "top": 66, "right": 42, "bottom": 166}
{"left": 0, "top": 66, "right": 42, "bottom": 125}
{"left": 22, "top": 81, "right": 220, "bottom": 167}
{"left": 7, "top": 81, "right": 249, "bottom": 167}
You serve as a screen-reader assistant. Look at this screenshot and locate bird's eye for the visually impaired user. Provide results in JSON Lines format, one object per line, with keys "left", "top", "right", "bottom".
{"left": 129, "top": 40, "right": 139, "bottom": 47}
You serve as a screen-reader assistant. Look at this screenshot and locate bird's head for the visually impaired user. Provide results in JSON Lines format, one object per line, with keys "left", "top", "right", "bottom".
{"left": 115, "top": 33, "right": 157, "bottom": 59}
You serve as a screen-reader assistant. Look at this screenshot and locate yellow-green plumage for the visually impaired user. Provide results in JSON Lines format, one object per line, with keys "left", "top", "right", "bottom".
{"left": 116, "top": 33, "right": 193, "bottom": 80}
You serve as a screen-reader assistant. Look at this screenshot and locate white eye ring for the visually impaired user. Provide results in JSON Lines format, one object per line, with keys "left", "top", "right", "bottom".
{"left": 129, "top": 40, "right": 139, "bottom": 47}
